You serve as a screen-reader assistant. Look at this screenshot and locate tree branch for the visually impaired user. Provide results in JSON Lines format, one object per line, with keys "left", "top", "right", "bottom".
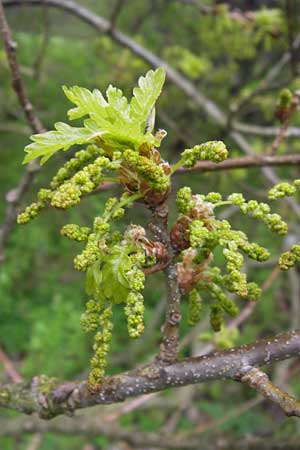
{"left": 240, "top": 367, "right": 300, "bottom": 417}
{"left": 0, "top": 347, "right": 23, "bottom": 383}
{"left": 2, "top": 1, "right": 300, "bottom": 424}
{"left": 150, "top": 203, "right": 181, "bottom": 364}
{"left": 3, "top": 416, "right": 300, "bottom": 450}
{"left": 176, "top": 153, "right": 300, "bottom": 174}
{"left": 229, "top": 131, "right": 300, "bottom": 217}
{"left": 0, "top": 414, "right": 196, "bottom": 449}
{"left": 109, "top": 0, "right": 126, "bottom": 31}
{"left": 0, "top": 0, "right": 44, "bottom": 263}
{"left": 0, "top": 162, "right": 39, "bottom": 263}
{"left": 0, "top": 330, "right": 299, "bottom": 419}
{"left": 230, "top": 33, "right": 300, "bottom": 118}
{"left": 0, "top": 0, "right": 43, "bottom": 132}
{"left": 233, "top": 122, "right": 300, "bottom": 137}
{"left": 2, "top": 413, "right": 300, "bottom": 450}
{"left": 285, "top": 0, "right": 299, "bottom": 77}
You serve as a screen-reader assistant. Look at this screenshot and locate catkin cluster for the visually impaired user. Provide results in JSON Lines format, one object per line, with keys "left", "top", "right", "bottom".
{"left": 180, "top": 141, "right": 228, "bottom": 167}
{"left": 123, "top": 149, "right": 170, "bottom": 192}
{"left": 17, "top": 145, "right": 119, "bottom": 223}
{"left": 60, "top": 192, "right": 150, "bottom": 387}
{"left": 268, "top": 180, "right": 300, "bottom": 270}
{"left": 173, "top": 186, "right": 287, "bottom": 331}
{"left": 17, "top": 137, "right": 172, "bottom": 388}
{"left": 18, "top": 67, "right": 300, "bottom": 391}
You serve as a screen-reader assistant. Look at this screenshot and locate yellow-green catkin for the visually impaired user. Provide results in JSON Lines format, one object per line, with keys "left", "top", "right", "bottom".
{"left": 279, "top": 244, "right": 300, "bottom": 270}
{"left": 86, "top": 303, "right": 113, "bottom": 387}
{"left": 124, "top": 292, "right": 145, "bottom": 338}
{"left": 187, "top": 289, "right": 202, "bottom": 326}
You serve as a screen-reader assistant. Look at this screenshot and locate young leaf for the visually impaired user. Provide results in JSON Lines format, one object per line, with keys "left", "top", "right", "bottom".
{"left": 106, "top": 85, "right": 130, "bottom": 122}
{"left": 86, "top": 263, "right": 103, "bottom": 296}
{"left": 101, "top": 246, "right": 132, "bottom": 304}
{"left": 130, "top": 67, "right": 165, "bottom": 131}
{"left": 23, "top": 68, "right": 166, "bottom": 165}
{"left": 23, "top": 122, "right": 104, "bottom": 165}
{"left": 62, "top": 85, "right": 108, "bottom": 122}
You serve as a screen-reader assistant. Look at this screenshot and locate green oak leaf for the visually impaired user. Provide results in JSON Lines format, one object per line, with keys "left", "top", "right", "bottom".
{"left": 23, "top": 121, "right": 104, "bottom": 165}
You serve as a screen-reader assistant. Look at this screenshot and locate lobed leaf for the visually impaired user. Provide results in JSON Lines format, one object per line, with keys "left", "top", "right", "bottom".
{"left": 24, "top": 68, "right": 166, "bottom": 164}
{"left": 63, "top": 85, "right": 108, "bottom": 122}
{"left": 23, "top": 121, "right": 104, "bottom": 165}
{"left": 130, "top": 67, "right": 165, "bottom": 132}
{"left": 106, "top": 85, "right": 130, "bottom": 122}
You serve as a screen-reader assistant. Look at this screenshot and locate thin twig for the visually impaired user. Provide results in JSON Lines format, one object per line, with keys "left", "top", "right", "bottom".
{"left": 25, "top": 434, "right": 43, "bottom": 450}
{"left": 2, "top": 413, "right": 300, "bottom": 449}
{"left": 104, "top": 393, "right": 157, "bottom": 423}
{"left": 229, "top": 131, "right": 300, "bottom": 218}
{"left": 230, "top": 32, "right": 300, "bottom": 118}
{"left": 190, "top": 397, "right": 263, "bottom": 436}
{"left": 176, "top": 153, "right": 300, "bottom": 174}
{"left": 32, "top": 6, "right": 51, "bottom": 80}
{"left": 109, "top": 0, "right": 126, "bottom": 31}
{"left": 241, "top": 367, "right": 300, "bottom": 418}
{"left": 285, "top": 0, "right": 299, "bottom": 77}
{"left": 287, "top": 267, "right": 300, "bottom": 331}
{"left": 266, "top": 93, "right": 300, "bottom": 155}
{"left": 0, "top": 0, "right": 44, "bottom": 263}
{"left": 0, "top": 347, "right": 23, "bottom": 383}
{"left": 0, "top": 1, "right": 43, "bottom": 132}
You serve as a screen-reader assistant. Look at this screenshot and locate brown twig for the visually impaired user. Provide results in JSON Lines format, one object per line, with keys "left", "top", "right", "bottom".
{"left": 285, "top": 0, "right": 300, "bottom": 77}
{"left": 25, "top": 434, "right": 43, "bottom": 450}
{"left": 143, "top": 260, "right": 170, "bottom": 275}
{"left": 0, "top": 162, "right": 39, "bottom": 263}
{"left": 266, "top": 92, "right": 300, "bottom": 155}
{"left": 229, "top": 131, "right": 300, "bottom": 217}
{"left": 0, "top": 347, "right": 23, "bottom": 383}
{"left": 0, "top": 1, "right": 43, "bottom": 132}
{"left": 176, "top": 0, "right": 260, "bottom": 24}
{"left": 109, "top": 0, "right": 126, "bottom": 31}
{"left": 150, "top": 203, "right": 181, "bottom": 364}
{"left": 2, "top": 413, "right": 300, "bottom": 449}
{"left": 32, "top": 5, "right": 51, "bottom": 80}
{"left": 176, "top": 153, "right": 300, "bottom": 174}
{"left": 230, "top": 31, "right": 300, "bottom": 119}
{"left": 287, "top": 267, "right": 300, "bottom": 331}
{"left": 190, "top": 397, "right": 263, "bottom": 436}
{"left": 240, "top": 367, "right": 300, "bottom": 418}
{"left": 104, "top": 393, "right": 157, "bottom": 423}
{"left": 0, "top": 0, "right": 44, "bottom": 263}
